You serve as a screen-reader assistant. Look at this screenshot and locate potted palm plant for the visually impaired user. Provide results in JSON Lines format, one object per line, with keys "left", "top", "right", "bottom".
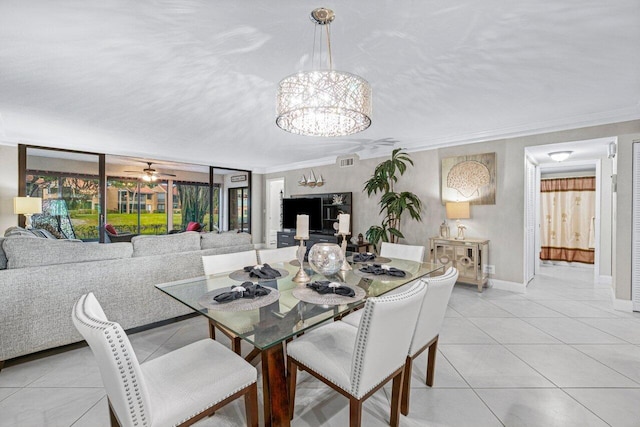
{"left": 364, "top": 148, "right": 423, "bottom": 251}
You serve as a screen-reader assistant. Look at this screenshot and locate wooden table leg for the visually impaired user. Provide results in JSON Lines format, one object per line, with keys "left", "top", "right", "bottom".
{"left": 261, "top": 343, "right": 290, "bottom": 427}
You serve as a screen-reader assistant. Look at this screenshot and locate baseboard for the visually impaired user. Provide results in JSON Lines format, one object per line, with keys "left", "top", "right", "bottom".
{"left": 488, "top": 278, "right": 527, "bottom": 294}
{"left": 610, "top": 288, "right": 634, "bottom": 312}
{"left": 598, "top": 275, "right": 612, "bottom": 285}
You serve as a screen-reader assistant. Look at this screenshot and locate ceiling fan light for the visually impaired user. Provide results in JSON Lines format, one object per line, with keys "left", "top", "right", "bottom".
{"left": 548, "top": 151, "right": 573, "bottom": 162}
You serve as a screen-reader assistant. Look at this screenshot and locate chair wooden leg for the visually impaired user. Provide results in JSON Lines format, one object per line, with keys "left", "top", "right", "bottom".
{"left": 244, "top": 383, "right": 259, "bottom": 427}
{"left": 349, "top": 396, "right": 362, "bottom": 427}
{"left": 208, "top": 320, "right": 216, "bottom": 340}
{"left": 287, "top": 358, "right": 297, "bottom": 420}
{"left": 245, "top": 347, "right": 261, "bottom": 364}
{"left": 390, "top": 369, "right": 404, "bottom": 427}
{"left": 401, "top": 356, "right": 413, "bottom": 416}
{"left": 232, "top": 336, "right": 242, "bottom": 355}
{"left": 426, "top": 336, "right": 439, "bottom": 387}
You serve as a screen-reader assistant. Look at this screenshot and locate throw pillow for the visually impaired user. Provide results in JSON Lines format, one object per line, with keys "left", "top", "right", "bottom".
{"left": 105, "top": 224, "right": 117, "bottom": 235}
{"left": 186, "top": 221, "right": 201, "bottom": 232}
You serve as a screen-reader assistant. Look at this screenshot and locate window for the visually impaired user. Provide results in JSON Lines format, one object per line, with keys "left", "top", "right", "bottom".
{"left": 20, "top": 146, "right": 250, "bottom": 241}
{"left": 25, "top": 148, "right": 101, "bottom": 241}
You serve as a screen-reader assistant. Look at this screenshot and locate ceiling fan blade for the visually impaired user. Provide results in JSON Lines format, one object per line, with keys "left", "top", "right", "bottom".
{"left": 155, "top": 172, "right": 177, "bottom": 177}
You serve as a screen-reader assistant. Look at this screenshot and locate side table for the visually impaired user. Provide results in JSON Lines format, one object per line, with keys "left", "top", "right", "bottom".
{"left": 429, "top": 237, "right": 489, "bottom": 292}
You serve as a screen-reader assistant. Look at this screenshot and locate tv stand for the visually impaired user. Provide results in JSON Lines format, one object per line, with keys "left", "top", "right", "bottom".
{"left": 277, "top": 231, "right": 363, "bottom": 255}
{"left": 278, "top": 192, "right": 353, "bottom": 255}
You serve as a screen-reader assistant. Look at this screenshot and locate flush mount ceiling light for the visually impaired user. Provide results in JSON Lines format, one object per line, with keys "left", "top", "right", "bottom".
{"left": 548, "top": 151, "right": 573, "bottom": 162}
{"left": 276, "top": 8, "right": 372, "bottom": 137}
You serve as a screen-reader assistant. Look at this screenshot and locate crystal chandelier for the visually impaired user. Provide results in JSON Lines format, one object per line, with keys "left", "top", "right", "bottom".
{"left": 276, "top": 8, "right": 372, "bottom": 137}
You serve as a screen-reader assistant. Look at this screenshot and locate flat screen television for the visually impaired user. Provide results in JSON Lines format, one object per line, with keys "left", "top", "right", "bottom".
{"left": 282, "top": 197, "right": 323, "bottom": 232}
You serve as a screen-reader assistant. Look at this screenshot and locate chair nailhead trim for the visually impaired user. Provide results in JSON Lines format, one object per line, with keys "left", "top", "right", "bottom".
{"left": 350, "top": 283, "right": 426, "bottom": 398}
{"left": 73, "top": 296, "right": 150, "bottom": 426}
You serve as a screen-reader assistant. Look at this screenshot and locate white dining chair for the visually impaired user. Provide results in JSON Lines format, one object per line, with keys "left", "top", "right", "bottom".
{"left": 202, "top": 250, "right": 259, "bottom": 276}
{"left": 379, "top": 242, "right": 425, "bottom": 263}
{"left": 287, "top": 280, "right": 427, "bottom": 427}
{"left": 399, "top": 267, "right": 457, "bottom": 414}
{"left": 257, "top": 246, "right": 298, "bottom": 265}
{"left": 202, "top": 250, "right": 259, "bottom": 356}
{"left": 342, "top": 267, "right": 457, "bottom": 413}
{"left": 72, "top": 292, "right": 258, "bottom": 427}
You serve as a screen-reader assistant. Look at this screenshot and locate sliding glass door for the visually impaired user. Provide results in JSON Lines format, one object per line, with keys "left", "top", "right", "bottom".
{"left": 25, "top": 148, "right": 101, "bottom": 240}
{"left": 20, "top": 145, "right": 251, "bottom": 241}
{"left": 106, "top": 178, "right": 169, "bottom": 235}
{"left": 229, "top": 186, "right": 250, "bottom": 232}
{"left": 172, "top": 182, "right": 219, "bottom": 232}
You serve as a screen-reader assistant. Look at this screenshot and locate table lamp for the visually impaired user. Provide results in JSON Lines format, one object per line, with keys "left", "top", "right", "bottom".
{"left": 14, "top": 196, "right": 42, "bottom": 229}
{"left": 446, "top": 201, "right": 470, "bottom": 240}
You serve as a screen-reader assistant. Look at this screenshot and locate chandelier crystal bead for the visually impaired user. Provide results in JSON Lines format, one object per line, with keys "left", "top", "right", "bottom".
{"left": 276, "top": 9, "right": 372, "bottom": 137}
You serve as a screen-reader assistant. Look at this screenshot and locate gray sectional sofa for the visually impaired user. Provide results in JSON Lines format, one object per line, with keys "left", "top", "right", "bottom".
{"left": 0, "top": 230, "right": 255, "bottom": 364}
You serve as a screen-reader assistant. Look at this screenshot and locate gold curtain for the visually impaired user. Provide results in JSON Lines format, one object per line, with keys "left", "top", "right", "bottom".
{"left": 540, "top": 177, "right": 595, "bottom": 264}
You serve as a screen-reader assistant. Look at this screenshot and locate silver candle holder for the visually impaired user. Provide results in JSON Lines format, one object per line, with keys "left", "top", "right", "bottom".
{"left": 292, "top": 237, "right": 311, "bottom": 283}
{"left": 337, "top": 232, "right": 352, "bottom": 271}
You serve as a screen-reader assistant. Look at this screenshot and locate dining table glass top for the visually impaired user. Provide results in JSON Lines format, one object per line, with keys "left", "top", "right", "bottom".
{"left": 155, "top": 256, "right": 444, "bottom": 350}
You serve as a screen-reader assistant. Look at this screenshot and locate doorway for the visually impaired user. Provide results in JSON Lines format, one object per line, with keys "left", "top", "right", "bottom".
{"left": 524, "top": 137, "right": 616, "bottom": 286}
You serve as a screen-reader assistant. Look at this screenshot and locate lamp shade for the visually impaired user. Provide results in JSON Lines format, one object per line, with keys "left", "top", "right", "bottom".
{"left": 13, "top": 197, "right": 42, "bottom": 215}
{"left": 446, "top": 202, "right": 470, "bottom": 220}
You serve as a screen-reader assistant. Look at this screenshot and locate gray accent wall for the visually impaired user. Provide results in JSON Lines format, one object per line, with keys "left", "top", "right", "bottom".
{"left": 266, "top": 120, "right": 640, "bottom": 300}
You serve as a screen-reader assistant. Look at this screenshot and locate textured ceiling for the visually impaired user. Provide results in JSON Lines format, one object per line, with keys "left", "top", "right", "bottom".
{"left": 1, "top": 0, "right": 639, "bottom": 172}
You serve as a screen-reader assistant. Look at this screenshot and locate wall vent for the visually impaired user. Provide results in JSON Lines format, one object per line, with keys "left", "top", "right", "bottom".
{"left": 337, "top": 154, "right": 359, "bottom": 168}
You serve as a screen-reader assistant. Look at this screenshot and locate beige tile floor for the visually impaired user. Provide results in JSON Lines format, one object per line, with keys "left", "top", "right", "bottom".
{"left": 1, "top": 264, "right": 640, "bottom": 426}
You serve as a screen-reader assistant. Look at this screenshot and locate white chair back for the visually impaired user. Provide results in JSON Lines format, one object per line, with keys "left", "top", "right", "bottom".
{"left": 409, "top": 267, "right": 458, "bottom": 356}
{"left": 380, "top": 242, "right": 425, "bottom": 263}
{"left": 202, "top": 250, "right": 258, "bottom": 275}
{"left": 72, "top": 293, "right": 152, "bottom": 427}
{"left": 350, "top": 280, "right": 427, "bottom": 398}
{"left": 257, "top": 246, "right": 297, "bottom": 265}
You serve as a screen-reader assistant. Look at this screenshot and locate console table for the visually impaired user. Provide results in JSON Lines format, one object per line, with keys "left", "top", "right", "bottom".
{"left": 429, "top": 237, "right": 489, "bottom": 292}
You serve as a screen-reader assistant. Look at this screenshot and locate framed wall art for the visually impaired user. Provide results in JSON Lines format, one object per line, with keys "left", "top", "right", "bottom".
{"left": 441, "top": 152, "right": 496, "bottom": 204}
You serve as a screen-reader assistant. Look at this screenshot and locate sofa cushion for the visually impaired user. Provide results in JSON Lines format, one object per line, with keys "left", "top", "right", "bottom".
{"left": 3, "top": 238, "right": 133, "bottom": 269}
{"left": 4, "top": 226, "right": 39, "bottom": 238}
{"left": 131, "top": 232, "right": 201, "bottom": 257}
{"left": 186, "top": 221, "right": 201, "bottom": 232}
{"left": 200, "top": 232, "right": 252, "bottom": 250}
{"left": 105, "top": 224, "right": 118, "bottom": 235}
{"left": 0, "top": 237, "right": 7, "bottom": 270}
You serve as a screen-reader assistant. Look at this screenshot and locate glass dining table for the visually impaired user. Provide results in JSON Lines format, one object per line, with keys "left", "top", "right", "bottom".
{"left": 156, "top": 256, "right": 444, "bottom": 427}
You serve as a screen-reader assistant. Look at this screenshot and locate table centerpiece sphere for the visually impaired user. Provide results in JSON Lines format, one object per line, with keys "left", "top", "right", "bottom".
{"left": 308, "top": 243, "right": 344, "bottom": 276}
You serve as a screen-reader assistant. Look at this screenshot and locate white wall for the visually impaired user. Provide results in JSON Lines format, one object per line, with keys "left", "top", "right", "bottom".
{"left": 0, "top": 144, "right": 18, "bottom": 232}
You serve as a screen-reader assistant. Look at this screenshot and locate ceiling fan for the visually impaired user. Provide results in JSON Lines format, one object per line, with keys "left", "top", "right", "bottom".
{"left": 124, "top": 162, "right": 176, "bottom": 182}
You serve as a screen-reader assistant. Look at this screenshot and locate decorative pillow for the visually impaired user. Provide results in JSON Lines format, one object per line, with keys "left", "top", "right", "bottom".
{"left": 3, "top": 226, "right": 39, "bottom": 238}
{"left": 186, "top": 221, "right": 201, "bottom": 232}
{"left": 37, "top": 223, "right": 64, "bottom": 239}
{"left": 131, "top": 232, "right": 201, "bottom": 257}
{"left": 201, "top": 231, "right": 252, "bottom": 249}
{"left": 3, "top": 238, "right": 133, "bottom": 269}
{"left": 105, "top": 224, "right": 118, "bottom": 235}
